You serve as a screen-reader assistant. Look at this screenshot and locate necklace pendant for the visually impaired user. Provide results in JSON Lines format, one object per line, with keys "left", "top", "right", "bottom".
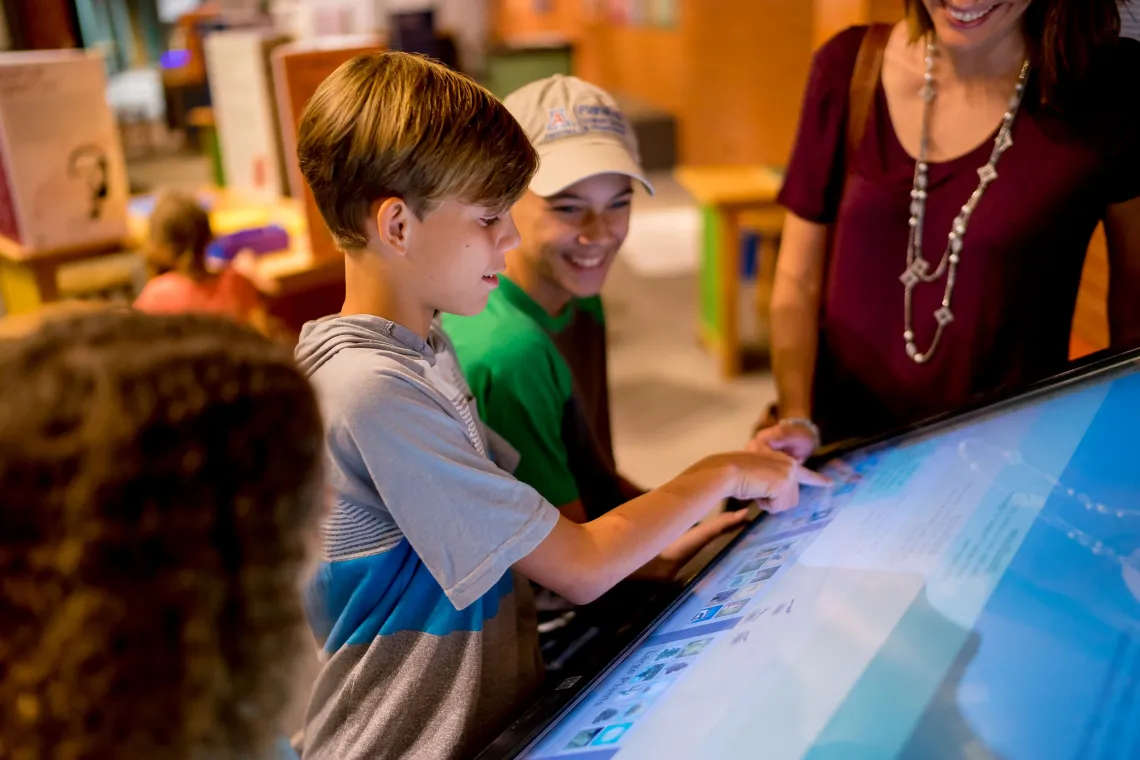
{"left": 977, "top": 164, "right": 998, "bottom": 184}
{"left": 995, "top": 131, "right": 1013, "bottom": 153}
{"left": 899, "top": 259, "right": 928, "bottom": 287}
{"left": 934, "top": 306, "right": 954, "bottom": 326}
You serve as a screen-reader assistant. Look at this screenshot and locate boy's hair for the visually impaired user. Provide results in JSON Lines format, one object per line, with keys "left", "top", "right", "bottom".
{"left": 0, "top": 311, "right": 324, "bottom": 760}
{"left": 297, "top": 51, "right": 539, "bottom": 250}
{"left": 148, "top": 190, "right": 213, "bottom": 271}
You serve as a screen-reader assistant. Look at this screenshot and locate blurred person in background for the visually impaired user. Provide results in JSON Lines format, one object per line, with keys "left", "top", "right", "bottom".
{"left": 135, "top": 190, "right": 285, "bottom": 339}
{"left": 752, "top": 0, "right": 1140, "bottom": 461}
{"left": 0, "top": 311, "right": 325, "bottom": 760}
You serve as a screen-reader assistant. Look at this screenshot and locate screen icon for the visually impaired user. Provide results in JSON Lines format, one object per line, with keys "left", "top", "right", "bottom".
{"left": 715, "top": 598, "right": 750, "bottom": 618}
{"left": 691, "top": 605, "right": 722, "bottom": 623}
{"left": 592, "top": 723, "right": 633, "bottom": 746}
{"left": 709, "top": 588, "right": 739, "bottom": 604}
{"left": 563, "top": 728, "right": 602, "bottom": 749}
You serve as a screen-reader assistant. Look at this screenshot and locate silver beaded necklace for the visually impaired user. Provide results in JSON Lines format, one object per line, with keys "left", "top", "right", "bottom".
{"left": 899, "top": 39, "right": 1031, "bottom": 364}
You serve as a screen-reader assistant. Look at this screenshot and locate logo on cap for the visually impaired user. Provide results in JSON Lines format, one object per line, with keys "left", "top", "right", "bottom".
{"left": 542, "top": 100, "right": 632, "bottom": 149}
{"left": 547, "top": 108, "right": 573, "bottom": 132}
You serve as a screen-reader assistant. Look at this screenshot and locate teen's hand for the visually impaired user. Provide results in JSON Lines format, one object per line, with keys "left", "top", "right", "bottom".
{"left": 636, "top": 509, "right": 752, "bottom": 582}
{"left": 746, "top": 420, "right": 817, "bottom": 464}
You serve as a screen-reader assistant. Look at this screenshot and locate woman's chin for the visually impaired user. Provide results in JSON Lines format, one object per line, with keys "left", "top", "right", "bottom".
{"left": 932, "top": 5, "right": 1020, "bottom": 52}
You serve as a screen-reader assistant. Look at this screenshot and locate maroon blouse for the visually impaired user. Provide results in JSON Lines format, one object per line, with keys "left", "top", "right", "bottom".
{"left": 778, "top": 26, "right": 1140, "bottom": 443}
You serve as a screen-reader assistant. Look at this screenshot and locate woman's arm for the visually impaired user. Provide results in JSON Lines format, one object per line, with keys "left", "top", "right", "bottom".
{"left": 770, "top": 212, "right": 829, "bottom": 418}
{"left": 749, "top": 212, "right": 830, "bottom": 461}
{"left": 1105, "top": 196, "right": 1140, "bottom": 350}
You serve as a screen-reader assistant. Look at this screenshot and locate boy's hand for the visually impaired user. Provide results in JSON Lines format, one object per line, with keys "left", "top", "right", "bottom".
{"left": 686, "top": 450, "right": 831, "bottom": 514}
{"left": 519, "top": 451, "right": 829, "bottom": 606}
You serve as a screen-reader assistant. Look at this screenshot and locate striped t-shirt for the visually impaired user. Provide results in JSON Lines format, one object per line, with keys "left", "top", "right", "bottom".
{"left": 295, "top": 315, "right": 560, "bottom": 760}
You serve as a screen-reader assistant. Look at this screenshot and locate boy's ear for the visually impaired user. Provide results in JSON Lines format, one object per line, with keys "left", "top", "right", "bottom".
{"left": 372, "top": 198, "right": 411, "bottom": 256}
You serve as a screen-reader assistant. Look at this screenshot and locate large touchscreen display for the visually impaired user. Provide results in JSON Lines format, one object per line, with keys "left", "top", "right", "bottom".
{"left": 521, "top": 361, "right": 1140, "bottom": 760}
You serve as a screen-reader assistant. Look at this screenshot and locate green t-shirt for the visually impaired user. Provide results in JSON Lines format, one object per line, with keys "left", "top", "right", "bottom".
{"left": 444, "top": 276, "right": 623, "bottom": 517}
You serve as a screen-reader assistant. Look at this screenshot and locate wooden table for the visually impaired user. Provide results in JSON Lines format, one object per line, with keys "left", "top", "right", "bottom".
{"left": 673, "top": 165, "right": 785, "bottom": 378}
{"left": 0, "top": 234, "right": 132, "bottom": 315}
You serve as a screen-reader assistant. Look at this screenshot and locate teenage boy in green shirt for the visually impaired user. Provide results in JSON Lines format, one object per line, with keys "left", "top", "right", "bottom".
{"left": 445, "top": 75, "right": 652, "bottom": 525}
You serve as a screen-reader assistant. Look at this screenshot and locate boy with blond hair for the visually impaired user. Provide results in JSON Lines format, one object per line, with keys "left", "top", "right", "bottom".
{"left": 294, "top": 52, "right": 828, "bottom": 760}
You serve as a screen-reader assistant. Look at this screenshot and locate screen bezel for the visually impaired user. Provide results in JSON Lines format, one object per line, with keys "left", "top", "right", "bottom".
{"left": 475, "top": 345, "right": 1140, "bottom": 760}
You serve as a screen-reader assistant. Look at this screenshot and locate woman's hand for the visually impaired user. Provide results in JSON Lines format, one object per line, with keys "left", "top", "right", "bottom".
{"left": 747, "top": 420, "right": 818, "bottom": 464}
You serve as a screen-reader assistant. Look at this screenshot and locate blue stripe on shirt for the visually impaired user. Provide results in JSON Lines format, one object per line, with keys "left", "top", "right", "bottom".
{"left": 306, "top": 538, "right": 516, "bottom": 652}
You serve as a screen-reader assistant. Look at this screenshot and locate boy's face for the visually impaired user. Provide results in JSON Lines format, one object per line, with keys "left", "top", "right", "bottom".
{"left": 510, "top": 173, "right": 634, "bottom": 302}
{"left": 406, "top": 199, "right": 521, "bottom": 316}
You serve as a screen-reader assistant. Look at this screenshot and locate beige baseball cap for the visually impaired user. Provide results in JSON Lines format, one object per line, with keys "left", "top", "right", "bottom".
{"left": 504, "top": 75, "right": 655, "bottom": 198}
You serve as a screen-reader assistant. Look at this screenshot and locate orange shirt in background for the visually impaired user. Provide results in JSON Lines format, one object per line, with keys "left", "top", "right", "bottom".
{"left": 134, "top": 267, "right": 263, "bottom": 325}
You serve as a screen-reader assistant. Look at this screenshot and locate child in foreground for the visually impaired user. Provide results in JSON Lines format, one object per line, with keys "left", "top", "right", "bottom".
{"left": 0, "top": 311, "right": 326, "bottom": 760}
{"left": 293, "top": 51, "right": 829, "bottom": 760}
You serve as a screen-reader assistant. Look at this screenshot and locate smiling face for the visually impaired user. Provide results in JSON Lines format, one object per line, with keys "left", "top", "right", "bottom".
{"left": 921, "top": 0, "right": 1033, "bottom": 51}
{"left": 506, "top": 173, "right": 634, "bottom": 313}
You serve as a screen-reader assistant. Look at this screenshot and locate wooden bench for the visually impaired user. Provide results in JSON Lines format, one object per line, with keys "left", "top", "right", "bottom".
{"left": 673, "top": 165, "right": 784, "bottom": 378}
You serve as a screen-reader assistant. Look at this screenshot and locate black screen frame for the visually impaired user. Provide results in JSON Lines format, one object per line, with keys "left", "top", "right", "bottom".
{"left": 475, "top": 345, "right": 1140, "bottom": 760}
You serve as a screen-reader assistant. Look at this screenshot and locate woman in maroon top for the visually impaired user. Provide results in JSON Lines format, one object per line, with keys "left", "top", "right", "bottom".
{"left": 750, "top": 0, "right": 1140, "bottom": 460}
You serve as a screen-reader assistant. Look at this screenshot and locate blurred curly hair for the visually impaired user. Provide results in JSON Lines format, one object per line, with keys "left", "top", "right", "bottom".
{"left": 0, "top": 311, "right": 324, "bottom": 760}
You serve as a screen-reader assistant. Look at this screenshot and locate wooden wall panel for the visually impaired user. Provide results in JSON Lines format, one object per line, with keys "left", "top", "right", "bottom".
{"left": 1071, "top": 225, "right": 1110, "bottom": 358}
{"left": 491, "top": 0, "right": 686, "bottom": 118}
{"left": 870, "top": 0, "right": 906, "bottom": 24}
{"left": 490, "top": 0, "right": 813, "bottom": 167}
{"left": 813, "top": 0, "right": 870, "bottom": 48}
{"left": 685, "top": 0, "right": 813, "bottom": 166}
{"left": 6, "top": 0, "right": 78, "bottom": 50}
{"left": 813, "top": 0, "right": 903, "bottom": 48}
{"left": 492, "top": 0, "right": 583, "bottom": 41}
{"left": 574, "top": 21, "right": 688, "bottom": 116}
